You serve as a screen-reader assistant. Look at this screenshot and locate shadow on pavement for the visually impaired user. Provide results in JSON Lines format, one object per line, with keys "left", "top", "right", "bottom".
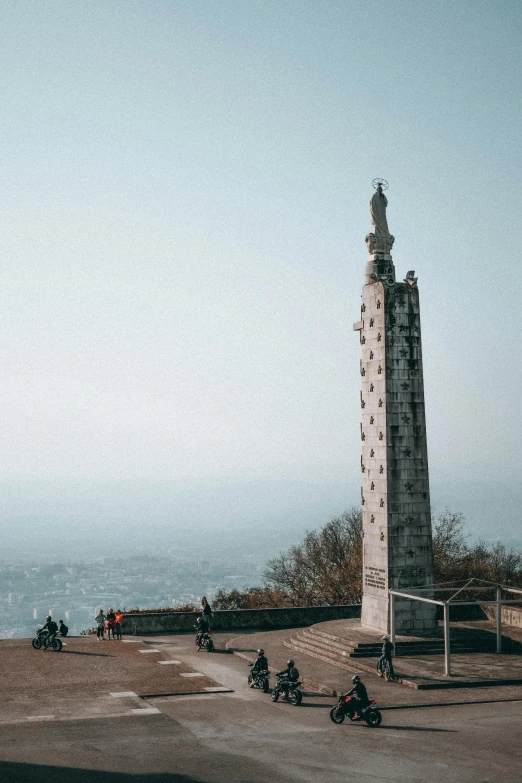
{"left": 297, "top": 703, "right": 331, "bottom": 709}
{"left": 0, "top": 761, "right": 206, "bottom": 783}
{"left": 62, "top": 650, "right": 112, "bottom": 657}
{"left": 379, "top": 725, "right": 457, "bottom": 733}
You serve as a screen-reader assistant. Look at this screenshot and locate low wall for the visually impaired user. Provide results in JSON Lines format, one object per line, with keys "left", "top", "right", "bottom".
{"left": 436, "top": 604, "right": 488, "bottom": 622}
{"left": 484, "top": 604, "right": 522, "bottom": 629}
{"left": 121, "top": 605, "right": 361, "bottom": 636}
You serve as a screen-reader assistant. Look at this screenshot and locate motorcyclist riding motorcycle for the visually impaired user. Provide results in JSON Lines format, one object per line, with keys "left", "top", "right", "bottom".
{"left": 276, "top": 659, "right": 299, "bottom": 700}
{"left": 377, "top": 635, "right": 395, "bottom": 677}
{"left": 251, "top": 649, "right": 268, "bottom": 674}
{"left": 40, "top": 615, "right": 58, "bottom": 645}
{"left": 342, "top": 675, "right": 370, "bottom": 720}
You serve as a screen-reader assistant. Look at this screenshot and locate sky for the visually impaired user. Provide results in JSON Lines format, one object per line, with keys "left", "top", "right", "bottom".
{"left": 1, "top": 1, "right": 521, "bottom": 555}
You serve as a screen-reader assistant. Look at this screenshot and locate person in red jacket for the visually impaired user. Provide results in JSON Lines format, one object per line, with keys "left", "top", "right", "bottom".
{"left": 115, "top": 610, "right": 123, "bottom": 640}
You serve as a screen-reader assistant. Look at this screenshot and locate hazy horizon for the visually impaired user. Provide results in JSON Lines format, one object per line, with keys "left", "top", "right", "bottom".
{"left": 2, "top": 474, "right": 520, "bottom": 564}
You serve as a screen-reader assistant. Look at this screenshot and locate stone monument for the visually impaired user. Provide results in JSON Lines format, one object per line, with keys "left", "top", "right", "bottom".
{"left": 354, "top": 179, "right": 437, "bottom": 635}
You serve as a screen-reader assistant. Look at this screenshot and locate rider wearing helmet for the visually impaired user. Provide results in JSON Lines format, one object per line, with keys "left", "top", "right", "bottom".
{"left": 277, "top": 659, "right": 300, "bottom": 699}
{"left": 251, "top": 649, "right": 268, "bottom": 674}
{"left": 377, "top": 634, "right": 395, "bottom": 677}
{"left": 40, "top": 615, "right": 58, "bottom": 644}
{"left": 343, "top": 675, "right": 370, "bottom": 719}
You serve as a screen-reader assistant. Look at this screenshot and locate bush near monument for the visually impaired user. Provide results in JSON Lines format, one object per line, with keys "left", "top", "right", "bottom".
{"left": 214, "top": 509, "right": 522, "bottom": 610}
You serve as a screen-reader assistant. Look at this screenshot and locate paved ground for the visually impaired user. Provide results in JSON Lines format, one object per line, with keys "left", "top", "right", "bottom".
{"left": 227, "top": 626, "right": 522, "bottom": 707}
{"left": 1, "top": 632, "right": 522, "bottom": 782}
{"left": 0, "top": 635, "right": 227, "bottom": 724}
{"left": 299, "top": 618, "right": 522, "bottom": 688}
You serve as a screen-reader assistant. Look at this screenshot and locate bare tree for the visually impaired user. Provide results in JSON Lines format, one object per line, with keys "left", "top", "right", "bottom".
{"left": 264, "top": 508, "right": 362, "bottom": 605}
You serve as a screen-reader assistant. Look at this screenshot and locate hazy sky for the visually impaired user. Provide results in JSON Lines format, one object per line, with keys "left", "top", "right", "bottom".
{"left": 1, "top": 2, "right": 521, "bottom": 537}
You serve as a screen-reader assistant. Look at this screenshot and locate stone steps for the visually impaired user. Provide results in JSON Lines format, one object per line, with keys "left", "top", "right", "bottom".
{"left": 304, "top": 626, "right": 495, "bottom": 657}
{"left": 284, "top": 622, "right": 506, "bottom": 677}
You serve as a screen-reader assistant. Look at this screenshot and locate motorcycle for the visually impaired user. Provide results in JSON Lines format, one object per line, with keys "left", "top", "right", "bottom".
{"left": 329, "top": 695, "right": 382, "bottom": 727}
{"left": 31, "top": 628, "right": 62, "bottom": 652}
{"left": 248, "top": 663, "right": 270, "bottom": 693}
{"left": 193, "top": 624, "right": 214, "bottom": 652}
{"left": 271, "top": 672, "right": 302, "bottom": 706}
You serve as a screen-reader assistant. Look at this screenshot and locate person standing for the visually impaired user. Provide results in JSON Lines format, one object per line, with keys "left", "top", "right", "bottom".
{"left": 95, "top": 609, "right": 106, "bottom": 640}
{"left": 106, "top": 608, "right": 116, "bottom": 640}
{"left": 201, "top": 596, "right": 212, "bottom": 632}
{"left": 115, "top": 610, "right": 123, "bottom": 640}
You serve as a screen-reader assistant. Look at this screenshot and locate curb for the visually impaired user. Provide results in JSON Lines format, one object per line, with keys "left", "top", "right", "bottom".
{"left": 380, "top": 697, "right": 522, "bottom": 711}
{"left": 141, "top": 689, "right": 233, "bottom": 699}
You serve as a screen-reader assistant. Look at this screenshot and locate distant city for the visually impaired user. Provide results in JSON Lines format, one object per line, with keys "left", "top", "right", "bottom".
{"left": 0, "top": 549, "right": 264, "bottom": 639}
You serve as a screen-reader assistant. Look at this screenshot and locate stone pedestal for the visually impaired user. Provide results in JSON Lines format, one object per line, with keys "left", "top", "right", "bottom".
{"left": 357, "top": 265, "right": 437, "bottom": 635}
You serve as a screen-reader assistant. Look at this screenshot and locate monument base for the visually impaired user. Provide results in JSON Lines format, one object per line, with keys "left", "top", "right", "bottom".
{"left": 362, "top": 593, "right": 438, "bottom": 636}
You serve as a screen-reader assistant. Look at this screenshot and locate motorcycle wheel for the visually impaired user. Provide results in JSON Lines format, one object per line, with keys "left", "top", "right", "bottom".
{"left": 51, "top": 638, "right": 63, "bottom": 652}
{"left": 206, "top": 639, "right": 214, "bottom": 652}
{"left": 289, "top": 690, "right": 302, "bottom": 706}
{"left": 271, "top": 689, "right": 279, "bottom": 702}
{"left": 261, "top": 678, "right": 270, "bottom": 693}
{"left": 32, "top": 638, "right": 42, "bottom": 650}
{"left": 329, "top": 706, "right": 345, "bottom": 724}
{"left": 365, "top": 710, "right": 382, "bottom": 728}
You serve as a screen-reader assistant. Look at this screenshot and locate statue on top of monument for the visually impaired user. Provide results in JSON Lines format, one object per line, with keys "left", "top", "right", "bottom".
{"left": 366, "top": 178, "right": 394, "bottom": 255}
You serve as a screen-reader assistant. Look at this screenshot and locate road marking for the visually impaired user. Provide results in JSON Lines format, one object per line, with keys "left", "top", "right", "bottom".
{"left": 180, "top": 672, "right": 205, "bottom": 678}
{"left": 110, "top": 691, "right": 138, "bottom": 698}
{"left": 204, "top": 687, "right": 232, "bottom": 692}
{"left": 139, "top": 649, "right": 161, "bottom": 653}
{"left": 122, "top": 640, "right": 142, "bottom": 643}
{"left": 131, "top": 707, "right": 161, "bottom": 715}
{"left": 158, "top": 660, "right": 181, "bottom": 665}
{"left": 27, "top": 715, "right": 55, "bottom": 721}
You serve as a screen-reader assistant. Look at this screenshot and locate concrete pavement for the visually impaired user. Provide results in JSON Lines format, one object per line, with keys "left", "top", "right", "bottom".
{"left": 0, "top": 632, "right": 521, "bottom": 782}
{"left": 227, "top": 625, "right": 522, "bottom": 706}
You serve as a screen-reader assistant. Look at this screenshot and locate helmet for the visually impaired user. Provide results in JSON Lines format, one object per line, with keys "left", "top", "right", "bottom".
{"left": 382, "top": 635, "right": 389, "bottom": 640}
{"left": 351, "top": 675, "right": 360, "bottom": 684}
{"left": 46, "top": 616, "right": 51, "bottom": 621}
{"left": 257, "top": 649, "right": 264, "bottom": 655}
{"left": 287, "top": 660, "right": 294, "bottom": 667}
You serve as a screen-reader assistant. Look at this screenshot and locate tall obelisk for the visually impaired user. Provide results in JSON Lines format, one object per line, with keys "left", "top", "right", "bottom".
{"left": 354, "top": 180, "right": 437, "bottom": 635}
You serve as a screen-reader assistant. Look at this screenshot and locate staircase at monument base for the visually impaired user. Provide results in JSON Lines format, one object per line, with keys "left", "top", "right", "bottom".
{"left": 284, "top": 622, "right": 522, "bottom": 676}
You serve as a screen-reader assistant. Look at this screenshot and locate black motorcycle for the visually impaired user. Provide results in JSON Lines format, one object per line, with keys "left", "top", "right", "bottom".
{"left": 271, "top": 672, "right": 302, "bottom": 705}
{"left": 31, "top": 628, "right": 62, "bottom": 652}
{"left": 194, "top": 624, "right": 214, "bottom": 652}
{"left": 248, "top": 663, "right": 270, "bottom": 693}
{"left": 329, "top": 695, "right": 382, "bottom": 727}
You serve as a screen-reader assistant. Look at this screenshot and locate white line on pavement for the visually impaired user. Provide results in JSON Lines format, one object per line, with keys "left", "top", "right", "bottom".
{"left": 180, "top": 672, "right": 205, "bottom": 678}
{"left": 110, "top": 691, "right": 138, "bottom": 698}
{"left": 158, "top": 660, "right": 181, "bottom": 665}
